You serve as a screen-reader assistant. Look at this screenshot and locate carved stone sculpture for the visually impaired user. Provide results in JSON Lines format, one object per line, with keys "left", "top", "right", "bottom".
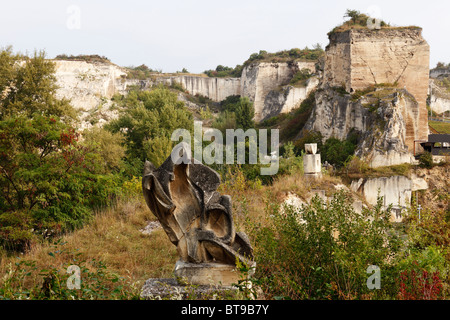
{"left": 142, "top": 145, "right": 255, "bottom": 285}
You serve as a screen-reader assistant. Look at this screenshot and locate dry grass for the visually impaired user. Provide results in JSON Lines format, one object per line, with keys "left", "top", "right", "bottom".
{"left": 0, "top": 169, "right": 356, "bottom": 295}
{"left": 0, "top": 197, "right": 177, "bottom": 291}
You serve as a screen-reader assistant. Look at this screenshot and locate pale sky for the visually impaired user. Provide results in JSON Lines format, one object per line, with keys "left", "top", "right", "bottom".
{"left": 1, "top": 0, "right": 449, "bottom": 73}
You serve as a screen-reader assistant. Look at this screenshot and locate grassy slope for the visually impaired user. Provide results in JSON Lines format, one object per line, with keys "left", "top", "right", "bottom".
{"left": 429, "top": 121, "right": 450, "bottom": 134}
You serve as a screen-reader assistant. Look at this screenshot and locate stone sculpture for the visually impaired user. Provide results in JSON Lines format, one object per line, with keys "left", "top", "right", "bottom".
{"left": 142, "top": 144, "right": 255, "bottom": 285}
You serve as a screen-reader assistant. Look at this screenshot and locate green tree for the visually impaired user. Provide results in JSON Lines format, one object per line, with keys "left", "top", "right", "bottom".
{"left": 235, "top": 97, "right": 255, "bottom": 130}
{"left": 321, "top": 137, "right": 357, "bottom": 167}
{"left": 249, "top": 191, "right": 402, "bottom": 299}
{"left": 107, "top": 86, "right": 193, "bottom": 169}
{"left": 0, "top": 48, "right": 119, "bottom": 251}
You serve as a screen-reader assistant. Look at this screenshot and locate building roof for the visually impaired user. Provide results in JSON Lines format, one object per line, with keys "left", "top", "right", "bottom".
{"left": 427, "top": 134, "right": 450, "bottom": 143}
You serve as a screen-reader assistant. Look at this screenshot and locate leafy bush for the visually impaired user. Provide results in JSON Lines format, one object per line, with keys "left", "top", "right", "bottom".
{"left": 290, "top": 68, "right": 313, "bottom": 86}
{"left": 244, "top": 48, "right": 323, "bottom": 66}
{"left": 321, "top": 134, "right": 358, "bottom": 168}
{"left": 419, "top": 152, "right": 434, "bottom": 169}
{"left": 54, "top": 54, "right": 110, "bottom": 64}
{"left": 248, "top": 191, "right": 402, "bottom": 299}
{"left": 280, "top": 90, "right": 316, "bottom": 142}
{"left": 203, "top": 65, "right": 243, "bottom": 78}
{"left": 125, "top": 64, "right": 160, "bottom": 80}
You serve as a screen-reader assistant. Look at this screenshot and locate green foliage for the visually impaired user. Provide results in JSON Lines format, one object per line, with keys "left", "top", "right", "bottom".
{"left": 125, "top": 64, "right": 160, "bottom": 80}
{"left": 418, "top": 152, "right": 434, "bottom": 169}
{"left": 248, "top": 191, "right": 401, "bottom": 299}
{"left": 235, "top": 97, "right": 255, "bottom": 131}
{"left": 212, "top": 96, "right": 255, "bottom": 133}
{"left": 81, "top": 127, "right": 126, "bottom": 174}
{"left": 54, "top": 54, "right": 111, "bottom": 64}
{"left": 329, "top": 9, "right": 389, "bottom": 35}
{"left": 203, "top": 64, "right": 243, "bottom": 78}
{"left": 290, "top": 68, "right": 313, "bottom": 86}
{"left": 0, "top": 114, "right": 122, "bottom": 250}
{"left": 244, "top": 48, "right": 323, "bottom": 66}
{"left": 107, "top": 86, "right": 193, "bottom": 168}
{"left": 280, "top": 90, "right": 316, "bottom": 142}
{"left": 0, "top": 48, "right": 122, "bottom": 251}
{"left": 211, "top": 111, "right": 236, "bottom": 134}
{"left": 0, "top": 241, "right": 140, "bottom": 300}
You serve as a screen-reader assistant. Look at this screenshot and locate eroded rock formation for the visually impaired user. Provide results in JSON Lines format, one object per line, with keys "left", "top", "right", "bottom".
{"left": 241, "top": 61, "right": 317, "bottom": 121}
{"left": 322, "top": 28, "right": 430, "bottom": 151}
{"left": 305, "top": 27, "right": 431, "bottom": 167}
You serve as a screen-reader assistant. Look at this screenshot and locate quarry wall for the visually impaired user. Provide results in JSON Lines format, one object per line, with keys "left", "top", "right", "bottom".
{"left": 53, "top": 59, "right": 318, "bottom": 124}
{"left": 323, "top": 28, "right": 430, "bottom": 153}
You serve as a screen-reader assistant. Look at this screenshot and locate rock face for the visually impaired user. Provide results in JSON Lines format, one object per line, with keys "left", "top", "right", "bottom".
{"left": 261, "top": 76, "right": 319, "bottom": 121}
{"left": 141, "top": 144, "right": 255, "bottom": 286}
{"left": 54, "top": 60, "right": 128, "bottom": 109}
{"left": 53, "top": 60, "right": 128, "bottom": 129}
{"left": 241, "top": 61, "right": 317, "bottom": 121}
{"left": 305, "top": 87, "right": 421, "bottom": 167}
{"left": 155, "top": 75, "right": 241, "bottom": 102}
{"left": 350, "top": 174, "right": 428, "bottom": 222}
{"left": 53, "top": 59, "right": 318, "bottom": 125}
{"left": 305, "top": 27, "right": 430, "bottom": 167}
{"left": 429, "top": 78, "right": 450, "bottom": 115}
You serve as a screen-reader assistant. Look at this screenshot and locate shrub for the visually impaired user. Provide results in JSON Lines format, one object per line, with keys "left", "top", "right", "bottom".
{"left": 321, "top": 137, "right": 357, "bottom": 168}
{"left": 419, "top": 152, "right": 434, "bottom": 169}
{"left": 248, "top": 191, "right": 402, "bottom": 299}
{"left": 107, "top": 85, "right": 193, "bottom": 168}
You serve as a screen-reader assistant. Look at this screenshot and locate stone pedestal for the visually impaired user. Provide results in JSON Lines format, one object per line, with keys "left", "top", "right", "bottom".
{"left": 173, "top": 260, "right": 255, "bottom": 286}
{"left": 303, "top": 154, "right": 322, "bottom": 178}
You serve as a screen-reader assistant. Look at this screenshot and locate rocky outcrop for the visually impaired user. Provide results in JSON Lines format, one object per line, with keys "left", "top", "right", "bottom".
{"left": 350, "top": 174, "right": 428, "bottom": 222}
{"left": 240, "top": 61, "right": 317, "bottom": 121}
{"left": 53, "top": 59, "right": 318, "bottom": 125}
{"left": 261, "top": 76, "right": 319, "bottom": 120}
{"left": 323, "top": 28, "right": 429, "bottom": 147}
{"left": 304, "top": 27, "right": 431, "bottom": 167}
{"left": 305, "top": 86, "right": 422, "bottom": 167}
{"left": 54, "top": 60, "right": 128, "bottom": 110}
{"left": 155, "top": 75, "right": 241, "bottom": 102}
{"left": 54, "top": 60, "right": 128, "bottom": 129}
{"left": 429, "top": 78, "right": 450, "bottom": 115}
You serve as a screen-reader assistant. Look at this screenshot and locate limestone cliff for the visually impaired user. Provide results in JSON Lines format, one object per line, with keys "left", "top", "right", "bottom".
{"left": 54, "top": 60, "right": 128, "bottom": 129}
{"left": 240, "top": 61, "right": 316, "bottom": 121}
{"left": 428, "top": 73, "right": 450, "bottom": 115}
{"left": 53, "top": 59, "right": 318, "bottom": 126}
{"left": 154, "top": 75, "right": 241, "bottom": 102}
